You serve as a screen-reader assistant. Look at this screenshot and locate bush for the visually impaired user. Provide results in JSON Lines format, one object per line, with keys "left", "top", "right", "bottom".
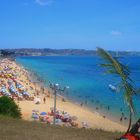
{"left": 0, "top": 96, "right": 21, "bottom": 119}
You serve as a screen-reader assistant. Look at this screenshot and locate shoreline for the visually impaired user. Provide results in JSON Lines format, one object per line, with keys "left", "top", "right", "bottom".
{"left": 17, "top": 60, "right": 128, "bottom": 128}
{"left": 16, "top": 59, "right": 129, "bottom": 127}
{"left": 56, "top": 92, "right": 129, "bottom": 127}
{"left": 0, "top": 58, "right": 127, "bottom": 132}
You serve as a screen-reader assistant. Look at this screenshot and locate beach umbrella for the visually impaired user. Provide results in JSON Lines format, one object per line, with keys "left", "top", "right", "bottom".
{"left": 32, "top": 114, "right": 39, "bottom": 119}
{"left": 55, "top": 119, "right": 62, "bottom": 124}
{"left": 47, "top": 118, "right": 52, "bottom": 123}
{"left": 40, "top": 112, "right": 47, "bottom": 115}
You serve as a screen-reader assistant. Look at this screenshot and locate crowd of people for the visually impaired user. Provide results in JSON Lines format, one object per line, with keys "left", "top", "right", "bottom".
{"left": 0, "top": 59, "right": 36, "bottom": 100}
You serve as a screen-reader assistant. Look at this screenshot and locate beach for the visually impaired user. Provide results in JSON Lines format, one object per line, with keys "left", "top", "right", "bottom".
{"left": 0, "top": 58, "right": 127, "bottom": 132}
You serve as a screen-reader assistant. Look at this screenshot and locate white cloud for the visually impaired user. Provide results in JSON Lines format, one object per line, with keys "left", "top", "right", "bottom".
{"left": 35, "top": 0, "right": 53, "bottom": 6}
{"left": 111, "top": 30, "right": 122, "bottom": 36}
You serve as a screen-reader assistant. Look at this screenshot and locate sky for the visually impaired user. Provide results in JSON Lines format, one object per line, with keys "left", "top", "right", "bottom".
{"left": 0, "top": 0, "right": 140, "bottom": 51}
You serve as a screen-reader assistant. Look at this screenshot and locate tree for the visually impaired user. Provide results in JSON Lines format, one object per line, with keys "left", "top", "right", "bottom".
{"left": 0, "top": 96, "right": 21, "bottom": 119}
{"left": 0, "top": 50, "right": 15, "bottom": 57}
{"left": 97, "top": 47, "right": 137, "bottom": 134}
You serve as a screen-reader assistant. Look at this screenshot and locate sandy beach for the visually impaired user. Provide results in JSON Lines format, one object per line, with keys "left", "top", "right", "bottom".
{"left": 0, "top": 58, "right": 127, "bottom": 132}
{"left": 18, "top": 97, "right": 127, "bottom": 132}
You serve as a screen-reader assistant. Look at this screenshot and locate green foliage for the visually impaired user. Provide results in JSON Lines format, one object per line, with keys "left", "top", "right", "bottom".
{"left": 97, "top": 47, "right": 136, "bottom": 113}
{"left": 97, "top": 47, "right": 140, "bottom": 133}
{"left": 0, "top": 96, "right": 21, "bottom": 119}
{"left": 0, "top": 50, "right": 15, "bottom": 57}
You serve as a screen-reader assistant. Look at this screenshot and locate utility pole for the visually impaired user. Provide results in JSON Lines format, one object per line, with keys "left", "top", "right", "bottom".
{"left": 49, "top": 82, "right": 69, "bottom": 125}
{"left": 53, "top": 88, "right": 57, "bottom": 125}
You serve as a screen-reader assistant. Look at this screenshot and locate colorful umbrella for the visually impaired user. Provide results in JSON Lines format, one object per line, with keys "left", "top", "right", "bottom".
{"left": 40, "top": 112, "right": 47, "bottom": 115}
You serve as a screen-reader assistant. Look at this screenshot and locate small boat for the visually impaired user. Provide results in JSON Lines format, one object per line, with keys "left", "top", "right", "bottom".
{"left": 108, "top": 84, "right": 117, "bottom": 92}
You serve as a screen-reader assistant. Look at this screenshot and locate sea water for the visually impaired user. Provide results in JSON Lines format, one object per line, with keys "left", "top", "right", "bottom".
{"left": 16, "top": 56, "right": 140, "bottom": 122}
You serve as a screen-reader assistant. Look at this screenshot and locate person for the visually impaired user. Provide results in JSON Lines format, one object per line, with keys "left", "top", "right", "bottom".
{"left": 43, "top": 97, "right": 46, "bottom": 104}
{"left": 80, "top": 103, "right": 83, "bottom": 107}
{"left": 37, "top": 91, "right": 39, "bottom": 96}
{"left": 120, "top": 117, "right": 123, "bottom": 122}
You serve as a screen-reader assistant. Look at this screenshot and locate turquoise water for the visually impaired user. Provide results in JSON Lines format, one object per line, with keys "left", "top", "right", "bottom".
{"left": 16, "top": 56, "right": 140, "bottom": 121}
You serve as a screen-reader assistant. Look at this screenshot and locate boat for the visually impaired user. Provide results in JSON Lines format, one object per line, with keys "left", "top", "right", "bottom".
{"left": 108, "top": 84, "right": 117, "bottom": 92}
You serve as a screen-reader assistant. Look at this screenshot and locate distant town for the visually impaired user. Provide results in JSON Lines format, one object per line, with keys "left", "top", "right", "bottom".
{"left": 0, "top": 48, "right": 140, "bottom": 57}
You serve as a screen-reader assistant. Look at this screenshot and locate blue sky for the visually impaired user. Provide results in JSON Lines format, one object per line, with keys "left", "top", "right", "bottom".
{"left": 0, "top": 0, "right": 140, "bottom": 51}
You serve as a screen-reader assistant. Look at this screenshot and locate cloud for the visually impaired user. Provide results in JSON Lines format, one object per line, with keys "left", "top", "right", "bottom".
{"left": 111, "top": 30, "right": 122, "bottom": 36}
{"left": 35, "top": 0, "right": 53, "bottom": 6}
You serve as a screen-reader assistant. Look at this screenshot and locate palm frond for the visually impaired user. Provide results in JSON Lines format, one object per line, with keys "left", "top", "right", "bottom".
{"left": 97, "top": 47, "right": 136, "bottom": 114}
{"left": 100, "top": 64, "right": 114, "bottom": 67}
{"left": 97, "top": 47, "right": 129, "bottom": 80}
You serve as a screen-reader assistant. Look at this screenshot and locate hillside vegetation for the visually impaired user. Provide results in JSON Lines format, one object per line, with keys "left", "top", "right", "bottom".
{"left": 0, "top": 116, "right": 122, "bottom": 140}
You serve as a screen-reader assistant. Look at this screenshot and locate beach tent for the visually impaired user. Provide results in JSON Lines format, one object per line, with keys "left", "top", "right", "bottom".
{"left": 34, "top": 97, "right": 41, "bottom": 104}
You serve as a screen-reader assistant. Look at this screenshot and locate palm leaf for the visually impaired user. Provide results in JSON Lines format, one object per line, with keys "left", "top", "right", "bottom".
{"left": 97, "top": 48, "right": 129, "bottom": 80}
{"left": 97, "top": 47, "right": 135, "bottom": 114}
